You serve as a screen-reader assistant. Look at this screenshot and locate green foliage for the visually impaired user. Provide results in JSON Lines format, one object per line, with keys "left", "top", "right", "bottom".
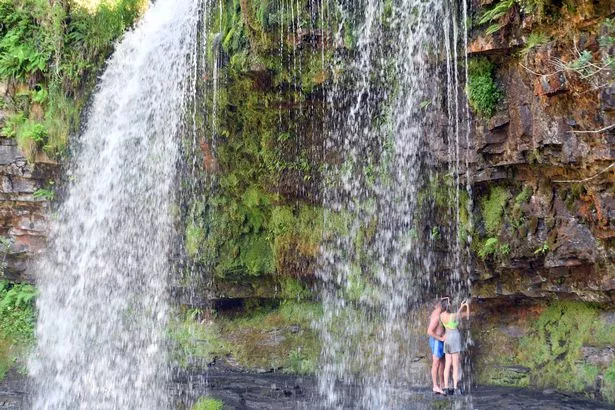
{"left": 286, "top": 347, "right": 316, "bottom": 374}
{"left": 517, "top": 0, "right": 550, "bottom": 19}
{"left": 418, "top": 99, "right": 431, "bottom": 109}
{"left": 0, "top": 0, "right": 146, "bottom": 158}
{"left": 512, "top": 185, "right": 532, "bottom": 222}
{"left": 478, "top": 0, "right": 551, "bottom": 34}
{"left": 514, "top": 186, "right": 533, "bottom": 205}
{"left": 167, "top": 308, "right": 228, "bottom": 368}
{"left": 0, "top": 112, "right": 25, "bottom": 138}
{"left": 478, "top": 237, "right": 510, "bottom": 259}
{"left": 430, "top": 226, "right": 441, "bottom": 241}
{"left": 481, "top": 186, "right": 510, "bottom": 235}
{"left": 563, "top": 19, "right": 615, "bottom": 85}
{"left": 279, "top": 277, "right": 311, "bottom": 300}
{"left": 216, "top": 301, "right": 321, "bottom": 373}
{"left": 603, "top": 363, "right": 615, "bottom": 403}
{"left": 534, "top": 242, "right": 549, "bottom": 255}
{"left": 518, "top": 302, "right": 607, "bottom": 392}
{"left": 185, "top": 220, "right": 203, "bottom": 259}
{"left": 0, "top": 281, "right": 36, "bottom": 380}
{"left": 478, "top": 0, "right": 515, "bottom": 27}
{"left": 479, "top": 237, "right": 499, "bottom": 259}
{"left": 520, "top": 32, "right": 550, "bottom": 57}
{"left": 467, "top": 58, "right": 502, "bottom": 118}
{"left": 192, "top": 396, "right": 223, "bottom": 410}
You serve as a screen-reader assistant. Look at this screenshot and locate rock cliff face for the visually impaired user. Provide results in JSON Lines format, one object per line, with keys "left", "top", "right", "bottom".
{"left": 0, "top": 125, "right": 58, "bottom": 281}
{"left": 468, "top": 0, "right": 615, "bottom": 305}
{"left": 465, "top": 0, "right": 615, "bottom": 400}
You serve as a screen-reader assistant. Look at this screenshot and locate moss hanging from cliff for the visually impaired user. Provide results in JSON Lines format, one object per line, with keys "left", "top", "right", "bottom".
{"left": 184, "top": 0, "right": 339, "bottom": 281}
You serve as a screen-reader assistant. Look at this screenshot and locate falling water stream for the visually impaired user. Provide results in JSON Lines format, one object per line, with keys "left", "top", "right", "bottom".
{"left": 318, "top": 0, "right": 471, "bottom": 408}
{"left": 29, "top": 0, "right": 203, "bottom": 408}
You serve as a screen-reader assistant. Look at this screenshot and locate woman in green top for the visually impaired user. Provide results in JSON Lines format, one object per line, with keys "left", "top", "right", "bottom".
{"left": 439, "top": 299, "right": 470, "bottom": 395}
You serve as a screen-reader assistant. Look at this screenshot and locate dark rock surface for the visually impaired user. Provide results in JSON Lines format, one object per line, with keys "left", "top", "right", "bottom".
{"left": 172, "top": 369, "right": 615, "bottom": 409}
{"left": 3, "top": 369, "right": 614, "bottom": 409}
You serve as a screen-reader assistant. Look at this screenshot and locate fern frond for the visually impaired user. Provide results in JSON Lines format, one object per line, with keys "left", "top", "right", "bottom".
{"left": 479, "top": 0, "right": 515, "bottom": 25}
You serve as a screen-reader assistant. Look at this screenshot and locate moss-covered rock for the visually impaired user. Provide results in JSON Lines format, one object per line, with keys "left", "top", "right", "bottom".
{"left": 473, "top": 301, "right": 615, "bottom": 402}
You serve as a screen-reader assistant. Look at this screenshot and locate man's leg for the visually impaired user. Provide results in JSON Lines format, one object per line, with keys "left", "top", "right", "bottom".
{"left": 438, "top": 357, "right": 445, "bottom": 388}
{"left": 431, "top": 355, "right": 444, "bottom": 392}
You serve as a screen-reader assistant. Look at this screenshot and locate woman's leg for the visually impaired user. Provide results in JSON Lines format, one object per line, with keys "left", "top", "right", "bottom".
{"left": 443, "top": 352, "right": 452, "bottom": 390}
{"left": 452, "top": 353, "right": 460, "bottom": 388}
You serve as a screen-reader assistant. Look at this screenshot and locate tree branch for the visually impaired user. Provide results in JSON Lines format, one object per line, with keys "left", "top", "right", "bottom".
{"left": 552, "top": 162, "right": 615, "bottom": 183}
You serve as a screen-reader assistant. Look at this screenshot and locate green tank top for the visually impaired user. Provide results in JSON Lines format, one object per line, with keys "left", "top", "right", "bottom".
{"left": 441, "top": 314, "right": 459, "bottom": 330}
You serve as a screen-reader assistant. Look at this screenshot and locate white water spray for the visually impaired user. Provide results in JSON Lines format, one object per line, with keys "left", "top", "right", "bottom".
{"left": 30, "top": 0, "right": 202, "bottom": 408}
{"left": 318, "top": 0, "right": 471, "bottom": 407}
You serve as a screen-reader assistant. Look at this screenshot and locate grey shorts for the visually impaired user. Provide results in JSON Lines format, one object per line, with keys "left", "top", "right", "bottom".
{"left": 444, "top": 329, "right": 462, "bottom": 354}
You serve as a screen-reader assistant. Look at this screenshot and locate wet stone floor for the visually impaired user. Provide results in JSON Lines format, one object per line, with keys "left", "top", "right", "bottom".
{"left": 2, "top": 369, "right": 614, "bottom": 409}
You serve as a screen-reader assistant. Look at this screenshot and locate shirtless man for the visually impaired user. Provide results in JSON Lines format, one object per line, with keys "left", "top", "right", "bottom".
{"left": 427, "top": 298, "right": 446, "bottom": 395}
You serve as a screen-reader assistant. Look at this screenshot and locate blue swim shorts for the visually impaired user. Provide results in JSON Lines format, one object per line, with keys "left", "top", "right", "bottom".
{"left": 429, "top": 336, "right": 444, "bottom": 359}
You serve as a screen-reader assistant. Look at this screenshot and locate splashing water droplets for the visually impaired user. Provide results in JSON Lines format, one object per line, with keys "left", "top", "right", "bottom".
{"left": 30, "top": 1, "right": 203, "bottom": 408}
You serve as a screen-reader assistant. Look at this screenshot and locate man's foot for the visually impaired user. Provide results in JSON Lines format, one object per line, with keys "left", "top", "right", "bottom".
{"left": 432, "top": 387, "right": 445, "bottom": 395}
{"left": 447, "top": 388, "right": 454, "bottom": 395}
{"left": 454, "top": 388, "right": 463, "bottom": 396}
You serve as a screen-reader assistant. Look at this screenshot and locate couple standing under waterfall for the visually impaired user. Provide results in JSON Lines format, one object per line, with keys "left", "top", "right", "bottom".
{"left": 427, "top": 297, "right": 470, "bottom": 396}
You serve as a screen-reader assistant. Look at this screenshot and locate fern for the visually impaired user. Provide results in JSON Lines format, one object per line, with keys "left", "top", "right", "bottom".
{"left": 0, "top": 282, "right": 36, "bottom": 311}
{"left": 520, "top": 32, "right": 550, "bottom": 57}
{"left": 479, "top": 0, "right": 515, "bottom": 25}
{"left": 485, "top": 23, "right": 504, "bottom": 36}
{"left": 33, "top": 188, "right": 55, "bottom": 201}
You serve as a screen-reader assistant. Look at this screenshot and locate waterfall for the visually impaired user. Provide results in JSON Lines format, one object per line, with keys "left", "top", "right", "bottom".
{"left": 317, "top": 0, "right": 471, "bottom": 407}
{"left": 29, "top": 0, "right": 203, "bottom": 408}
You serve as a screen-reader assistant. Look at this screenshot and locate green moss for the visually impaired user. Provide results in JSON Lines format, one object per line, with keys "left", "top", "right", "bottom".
{"left": 192, "top": 396, "right": 223, "bottom": 410}
{"left": 168, "top": 308, "right": 229, "bottom": 369}
{"left": 476, "top": 302, "right": 615, "bottom": 397}
{"left": 514, "top": 185, "right": 533, "bottom": 206}
{"left": 478, "top": 237, "right": 510, "bottom": 259}
{"left": 481, "top": 186, "right": 510, "bottom": 235}
{"left": 279, "top": 277, "right": 311, "bottom": 300}
{"left": 466, "top": 57, "right": 502, "bottom": 118}
{"left": 482, "top": 366, "right": 530, "bottom": 387}
{"left": 345, "top": 264, "right": 367, "bottom": 302}
{"left": 185, "top": 221, "right": 203, "bottom": 259}
{"left": 218, "top": 301, "right": 321, "bottom": 372}
{"left": 603, "top": 363, "right": 615, "bottom": 403}
{"left": 518, "top": 302, "right": 599, "bottom": 391}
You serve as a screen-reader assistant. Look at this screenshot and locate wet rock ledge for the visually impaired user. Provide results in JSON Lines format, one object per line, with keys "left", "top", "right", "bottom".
{"left": 2, "top": 369, "right": 615, "bottom": 409}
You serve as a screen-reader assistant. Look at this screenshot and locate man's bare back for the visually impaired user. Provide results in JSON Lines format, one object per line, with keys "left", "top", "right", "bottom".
{"left": 428, "top": 308, "right": 444, "bottom": 339}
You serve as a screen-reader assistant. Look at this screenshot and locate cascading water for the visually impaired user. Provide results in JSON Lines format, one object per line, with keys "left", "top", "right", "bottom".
{"left": 318, "top": 0, "right": 471, "bottom": 408}
{"left": 29, "top": 0, "right": 203, "bottom": 408}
